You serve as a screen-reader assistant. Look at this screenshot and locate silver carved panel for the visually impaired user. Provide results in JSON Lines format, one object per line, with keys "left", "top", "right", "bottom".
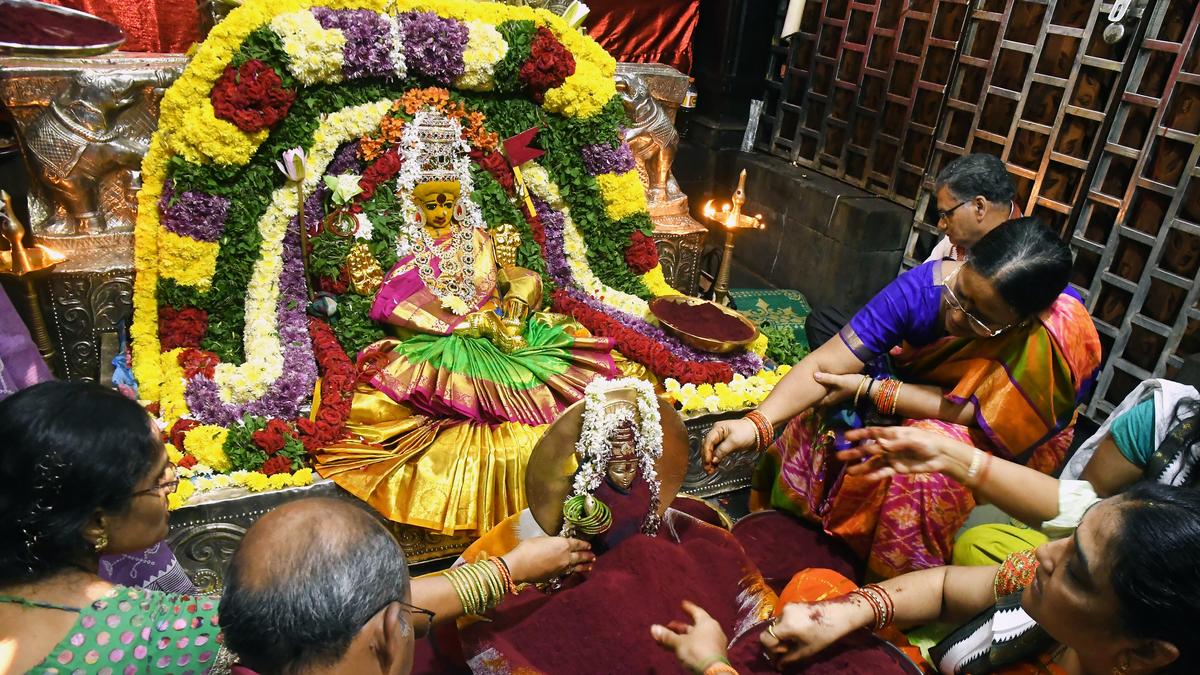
{"left": 680, "top": 411, "right": 758, "bottom": 498}
{"left": 44, "top": 270, "right": 133, "bottom": 382}
{"left": 652, "top": 213, "right": 708, "bottom": 296}
{"left": 167, "top": 481, "right": 475, "bottom": 593}
{"left": 0, "top": 54, "right": 184, "bottom": 272}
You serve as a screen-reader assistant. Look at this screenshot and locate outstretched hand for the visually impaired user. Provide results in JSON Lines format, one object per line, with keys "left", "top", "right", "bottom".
{"left": 838, "top": 426, "right": 972, "bottom": 482}
{"left": 812, "top": 371, "right": 867, "bottom": 408}
{"left": 761, "top": 599, "right": 866, "bottom": 667}
{"left": 503, "top": 536, "right": 595, "bottom": 584}
{"left": 701, "top": 418, "right": 758, "bottom": 474}
{"left": 651, "top": 601, "right": 730, "bottom": 674}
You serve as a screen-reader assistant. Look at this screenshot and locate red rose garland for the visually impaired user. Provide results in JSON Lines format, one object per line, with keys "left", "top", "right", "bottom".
{"left": 519, "top": 27, "right": 575, "bottom": 103}
{"left": 358, "top": 149, "right": 402, "bottom": 201}
{"left": 159, "top": 307, "right": 209, "bottom": 350}
{"left": 296, "top": 318, "right": 358, "bottom": 452}
{"left": 211, "top": 59, "right": 296, "bottom": 132}
{"left": 260, "top": 454, "right": 293, "bottom": 476}
{"left": 178, "top": 348, "right": 219, "bottom": 379}
{"left": 252, "top": 418, "right": 297, "bottom": 455}
{"left": 624, "top": 231, "right": 660, "bottom": 274}
{"left": 470, "top": 149, "right": 516, "bottom": 192}
{"left": 168, "top": 418, "right": 201, "bottom": 451}
{"left": 317, "top": 268, "right": 351, "bottom": 295}
{"left": 551, "top": 289, "right": 733, "bottom": 385}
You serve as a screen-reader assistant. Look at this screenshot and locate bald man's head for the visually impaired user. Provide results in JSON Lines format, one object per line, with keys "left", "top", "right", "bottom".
{"left": 220, "top": 498, "right": 410, "bottom": 675}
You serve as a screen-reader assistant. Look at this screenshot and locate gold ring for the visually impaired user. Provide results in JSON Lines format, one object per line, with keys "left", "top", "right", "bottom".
{"left": 766, "top": 622, "right": 780, "bottom": 641}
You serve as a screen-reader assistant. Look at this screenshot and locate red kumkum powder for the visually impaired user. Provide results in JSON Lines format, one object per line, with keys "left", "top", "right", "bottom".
{"left": 0, "top": 5, "right": 123, "bottom": 47}
{"left": 652, "top": 299, "right": 755, "bottom": 342}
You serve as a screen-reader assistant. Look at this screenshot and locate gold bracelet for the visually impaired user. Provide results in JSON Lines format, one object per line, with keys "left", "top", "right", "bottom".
{"left": 852, "top": 375, "right": 870, "bottom": 409}
{"left": 964, "top": 448, "right": 985, "bottom": 487}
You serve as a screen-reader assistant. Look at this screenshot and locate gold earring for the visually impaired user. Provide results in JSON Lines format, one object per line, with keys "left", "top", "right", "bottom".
{"left": 94, "top": 531, "right": 108, "bottom": 553}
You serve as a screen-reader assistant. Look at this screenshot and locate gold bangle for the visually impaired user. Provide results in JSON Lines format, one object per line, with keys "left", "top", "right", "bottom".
{"left": 852, "top": 375, "right": 870, "bottom": 408}
{"left": 964, "top": 448, "right": 985, "bottom": 487}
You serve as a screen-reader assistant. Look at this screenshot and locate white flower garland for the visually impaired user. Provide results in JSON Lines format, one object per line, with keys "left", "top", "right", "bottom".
{"left": 456, "top": 19, "right": 507, "bottom": 91}
{"left": 521, "top": 163, "right": 656, "bottom": 322}
{"left": 562, "top": 377, "right": 665, "bottom": 536}
{"left": 382, "top": 14, "right": 408, "bottom": 80}
{"left": 213, "top": 99, "right": 392, "bottom": 403}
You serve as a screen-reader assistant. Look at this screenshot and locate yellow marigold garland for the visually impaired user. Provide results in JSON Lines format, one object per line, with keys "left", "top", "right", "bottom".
{"left": 595, "top": 170, "right": 648, "bottom": 221}
{"left": 182, "top": 425, "right": 233, "bottom": 472}
{"left": 543, "top": 60, "right": 616, "bottom": 120}
{"left": 157, "top": 230, "right": 220, "bottom": 290}
{"left": 170, "top": 467, "right": 317, "bottom": 509}
{"left": 159, "top": 348, "right": 190, "bottom": 424}
{"left": 641, "top": 266, "right": 678, "bottom": 297}
{"left": 665, "top": 366, "right": 792, "bottom": 416}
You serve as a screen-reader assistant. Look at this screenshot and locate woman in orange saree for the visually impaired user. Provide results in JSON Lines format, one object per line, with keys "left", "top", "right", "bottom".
{"left": 703, "top": 218, "right": 1101, "bottom": 578}
{"left": 660, "top": 484, "right": 1200, "bottom": 675}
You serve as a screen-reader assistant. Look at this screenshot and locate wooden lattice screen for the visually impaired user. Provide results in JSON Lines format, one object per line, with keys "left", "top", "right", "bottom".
{"left": 757, "top": 0, "right": 1200, "bottom": 417}
{"left": 906, "top": 0, "right": 1140, "bottom": 266}
{"left": 757, "top": 0, "right": 972, "bottom": 207}
{"left": 1068, "top": 0, "right": 1200, "bottom": 416}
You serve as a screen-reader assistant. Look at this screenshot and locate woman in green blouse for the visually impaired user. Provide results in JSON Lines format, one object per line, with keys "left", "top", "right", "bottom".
{"left": 0, "top": 381, "right": 224, "bottom": 674}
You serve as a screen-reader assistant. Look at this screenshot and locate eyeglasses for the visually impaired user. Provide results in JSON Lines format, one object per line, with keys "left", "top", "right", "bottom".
{"left": 133, "top": 462, "right": 179, "bottom": 498}
{"left": 399, "top": 600, "right": 436, "bottom": 628}
{"left": 942, "top": 266, "right": 1012, "bottom": 337}
{"left": 936, "top": 200, "right": 968, "bottom": 222}
{"left": 367, "top": 598, "right": 436, "bottom": 637}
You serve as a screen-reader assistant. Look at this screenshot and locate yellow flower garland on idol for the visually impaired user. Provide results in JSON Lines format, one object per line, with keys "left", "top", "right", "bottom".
{"left": 665, "top": 366, "right": 792, "bottom": 416}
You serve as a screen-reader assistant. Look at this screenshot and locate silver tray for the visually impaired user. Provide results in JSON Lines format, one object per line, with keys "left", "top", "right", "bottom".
{"left": 0, "top": 0, "right": 125, "bottom": 57}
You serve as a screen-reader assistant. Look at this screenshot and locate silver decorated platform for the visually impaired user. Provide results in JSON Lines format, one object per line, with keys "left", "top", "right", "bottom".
{"left": 167, "top": 410, "right": 755, "bottom": 592}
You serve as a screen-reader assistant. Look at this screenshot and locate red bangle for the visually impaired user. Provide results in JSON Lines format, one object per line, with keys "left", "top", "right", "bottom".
{"left": 744, "top": 410, "right": 773, "bottom": 453}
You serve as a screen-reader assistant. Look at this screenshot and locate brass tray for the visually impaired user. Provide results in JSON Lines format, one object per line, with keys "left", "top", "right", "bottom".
{"left": 650, "top": 295, "right": 759, "bottom": 354}
{"left": 0, "top": 0, "right": 125, "bottom": 57}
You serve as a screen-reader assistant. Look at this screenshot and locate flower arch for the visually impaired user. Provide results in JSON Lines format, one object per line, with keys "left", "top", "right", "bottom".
{"left": 131, "top": 0, "right": 767, "bottom": 481}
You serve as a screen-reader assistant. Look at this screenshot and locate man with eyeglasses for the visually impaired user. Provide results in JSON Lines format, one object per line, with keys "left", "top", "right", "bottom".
{"left": 221, "top": 498, "right": 426, "bottom": 675}
{"left": 805, "top": 154, "right": 1021, "bottom": 349}
{"left": 220, "top": 497, "right": 593, "bottom": 675}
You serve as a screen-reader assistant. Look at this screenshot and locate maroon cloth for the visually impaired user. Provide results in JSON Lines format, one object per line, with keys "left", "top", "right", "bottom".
{"left": 729, "top": 622, "right": 922, "bottom": 674}
{"left": 43, "top": 0, "right": 201, "bottom": 52}
{"left": 461, "top": 481, "right": 772, "bottom": 674}
{"left": 731, "top": 510, "right": 863, "bottom": 594}
{"left": 584, "top": 0, "right": 699, "bottom": 73}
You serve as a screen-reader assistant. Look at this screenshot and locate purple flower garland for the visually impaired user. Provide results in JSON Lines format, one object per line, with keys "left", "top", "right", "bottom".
{"left": 398, "top": 11, "right": 467, "bottom": 85}
{"left": 534, "top": 198, "right": 762, "bottom": 376}
{"left": 327, "top": 140, "right": 364, "bottom": 175}
{"left": 312, "top": 8, "right": 397, "bottom": 80}
{"left": 581, "top": 142, "right": 636, "bottom": 176}
{"left": 159, "top": 180, "right": 230, "bottom": 243}
{"left": 184, "top": 206, "right": 318, "bottom": 425}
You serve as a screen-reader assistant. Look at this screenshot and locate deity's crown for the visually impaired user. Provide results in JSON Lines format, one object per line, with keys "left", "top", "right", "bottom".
{"left": 413, "top": 109, "right": 462, "bottom": 183}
